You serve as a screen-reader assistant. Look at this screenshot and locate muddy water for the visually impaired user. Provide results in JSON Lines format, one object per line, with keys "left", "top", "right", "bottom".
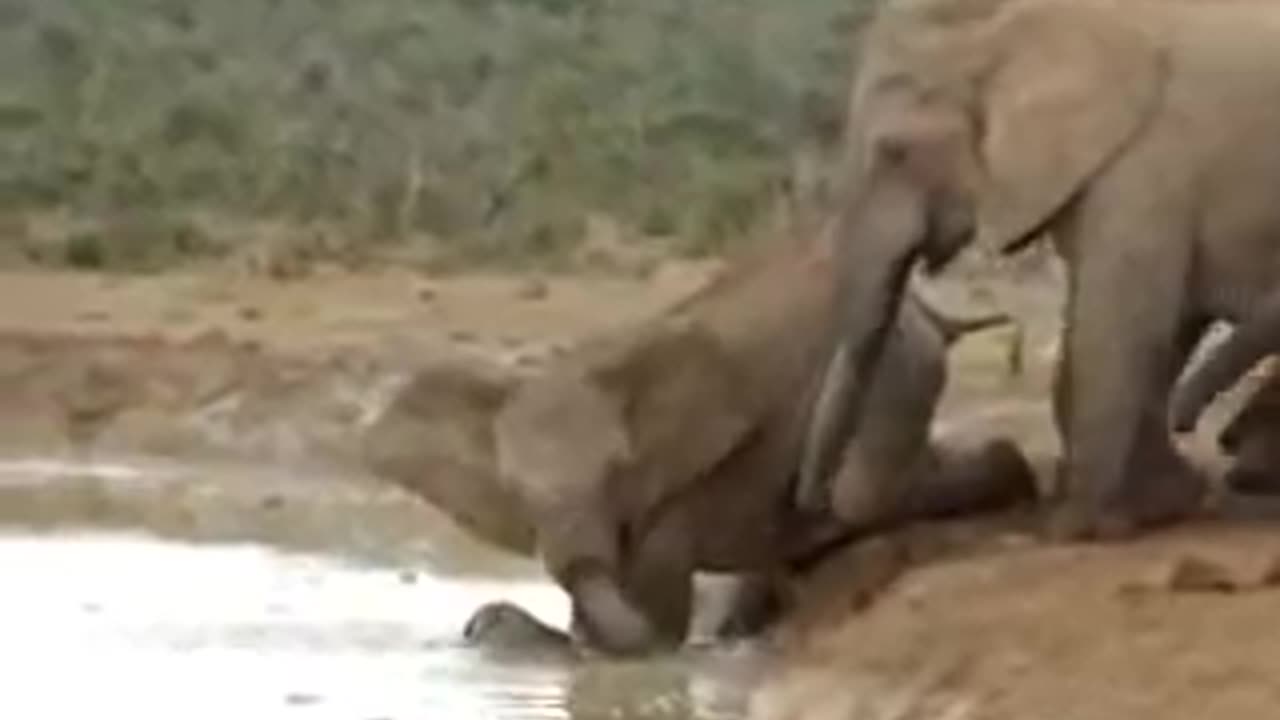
{"left": 0, "top": 459, "right": 760, "bottom": 720}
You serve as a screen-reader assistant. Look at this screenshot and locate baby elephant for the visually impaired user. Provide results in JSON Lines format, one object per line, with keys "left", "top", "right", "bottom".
{"left": 364, "top": 233, "right": 1034, "bottom": 657}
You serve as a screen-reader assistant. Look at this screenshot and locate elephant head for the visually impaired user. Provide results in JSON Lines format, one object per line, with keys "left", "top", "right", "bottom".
{"left": 361, "top": 360, "right": 538, "bottom": 555}
{"left": 802, "top": 0, "right": 1165, "bottom": 488}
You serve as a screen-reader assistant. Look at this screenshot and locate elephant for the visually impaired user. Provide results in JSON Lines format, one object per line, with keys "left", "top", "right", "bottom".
{"left": 363, "top": 230, "right": 1035, "bottom": 657}
{"left": 797, "top": 0, "right": 1280, "bottom": 542}
{"left": 1214, "top": 365, "right": 1280, "bottom": 496}
{"left": 1170, "top": 292, "right": 1280, "bottom": 435}
{"left": 1169, "top": 338, "right": 1280, "bottom": 496}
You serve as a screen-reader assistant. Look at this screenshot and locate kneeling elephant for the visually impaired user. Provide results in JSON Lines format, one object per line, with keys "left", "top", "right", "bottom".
{"left": 364, "top": 234, "right": 1035, "bottom": 656}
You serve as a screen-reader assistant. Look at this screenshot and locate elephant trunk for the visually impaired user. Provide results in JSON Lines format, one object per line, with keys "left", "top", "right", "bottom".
{"left": 568, "top": 570, "right": 660, "bottom": 656}
{"left": 1172, "top": 288, "right": 1280, "bottom": 433}
{"left": 796, "top": 176, "right": 929, "bottom": 512}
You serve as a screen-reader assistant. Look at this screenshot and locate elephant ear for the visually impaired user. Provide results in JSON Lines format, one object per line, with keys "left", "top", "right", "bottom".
{"left": 975, "top": 2, "right": 1166, "bottom": 253}
{"left": 595, "top": 319, "right": 756, "bottom": 514}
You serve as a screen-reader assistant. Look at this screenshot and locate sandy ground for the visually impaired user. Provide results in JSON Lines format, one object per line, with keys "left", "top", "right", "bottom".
{"left": 2, "top": 254, "right": 1278, "bottom": 720}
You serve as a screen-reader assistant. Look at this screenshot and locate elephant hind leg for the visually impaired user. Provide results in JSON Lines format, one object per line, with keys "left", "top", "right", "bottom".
{"left": 568, "top": 571, "right": 660, "bottom": 656}
{"left": 538, "top": 501, "right": 662, "bottom": 656}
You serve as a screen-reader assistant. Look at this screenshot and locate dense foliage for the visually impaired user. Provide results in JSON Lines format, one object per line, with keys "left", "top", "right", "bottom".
{"left": 0, "top": 0, "right": 868, "bottom": 269}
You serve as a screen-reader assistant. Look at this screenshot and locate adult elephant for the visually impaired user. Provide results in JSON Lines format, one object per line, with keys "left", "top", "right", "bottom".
{"left": 799, "top": 0, "right": 1280, "bottom": 541}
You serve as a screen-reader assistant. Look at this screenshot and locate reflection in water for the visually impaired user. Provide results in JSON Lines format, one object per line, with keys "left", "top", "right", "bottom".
{"left": 0, "top": 533, "right": 757, "bottom": 720}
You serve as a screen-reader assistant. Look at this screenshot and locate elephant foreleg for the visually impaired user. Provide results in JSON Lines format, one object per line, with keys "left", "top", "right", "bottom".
{"left": 533, "top": 494, "right": 661, "bottom": 656}
{"left": 615, "top": 511, "right": 694, "bottom": 650}
{"left": 567, "top": 569, "right": 660, "bottom": 656}
{"left": 1051, "top": 222, "right": 1205, "bottom": 541}
{"left": 1124, "top": 317, "right": 1211, "bottom": 517}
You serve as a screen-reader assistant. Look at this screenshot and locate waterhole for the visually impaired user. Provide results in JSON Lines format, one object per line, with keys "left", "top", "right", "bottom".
{"left": 0, "top": 459, "right": 761, "bottom": 720}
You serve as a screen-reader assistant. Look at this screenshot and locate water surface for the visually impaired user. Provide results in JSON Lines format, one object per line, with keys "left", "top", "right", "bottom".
{"left": 0, "top": 460, "right": 760, "bottom": 720}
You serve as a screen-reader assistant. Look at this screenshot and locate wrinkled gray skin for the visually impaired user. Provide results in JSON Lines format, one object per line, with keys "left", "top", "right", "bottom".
{"left": 1170, "top": 292, "right": 1280, "bottom": 435}
{"left": 365, "top": 233, "right": 1034, "bottom": 657}
{"left": 801, "top": 0, "right": 1280, "bottom": 542}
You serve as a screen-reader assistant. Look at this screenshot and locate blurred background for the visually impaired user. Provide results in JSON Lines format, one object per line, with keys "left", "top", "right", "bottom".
{"left": 0, "top": 0, "right": 870, "bottom": 273}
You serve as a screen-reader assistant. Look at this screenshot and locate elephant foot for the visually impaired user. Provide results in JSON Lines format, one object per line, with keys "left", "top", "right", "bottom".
{"left": 1126, "top": 447, "right": 1208, "bottom": 527}
{"left": 570, "top": 572, "right": 661, "bottom": 657}
{"left": 1046, "top": 456, "right": 1207, "bottom": 543}
{"left": 463, "top": 601, "right": 572, "bottom": 650}
{"left": 1045, "top": 503, "right": 1138, "bottom": 543}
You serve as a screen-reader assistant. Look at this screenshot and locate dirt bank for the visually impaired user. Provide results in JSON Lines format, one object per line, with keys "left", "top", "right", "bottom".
{"left": 751, "top": 513, "right": 1280, "bottom": 720}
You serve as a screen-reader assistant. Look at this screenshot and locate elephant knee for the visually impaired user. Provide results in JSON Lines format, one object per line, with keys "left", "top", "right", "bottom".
{"left": 829, "top": 451, "right": 905, "bottom": 528}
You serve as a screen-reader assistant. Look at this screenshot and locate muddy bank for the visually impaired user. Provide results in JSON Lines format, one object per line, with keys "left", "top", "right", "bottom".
{"left": 750, "top": 514, "right": 1280, "bottom": 720}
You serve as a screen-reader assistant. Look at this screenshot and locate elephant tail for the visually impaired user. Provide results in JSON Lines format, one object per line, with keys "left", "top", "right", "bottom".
{"left": 913, "top": 296, "right": 1013, "bottom": 345}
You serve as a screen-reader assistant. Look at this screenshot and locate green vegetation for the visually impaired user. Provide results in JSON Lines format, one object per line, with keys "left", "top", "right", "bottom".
{"left": 0, "top": 0, "right": 867, "bottom": 271}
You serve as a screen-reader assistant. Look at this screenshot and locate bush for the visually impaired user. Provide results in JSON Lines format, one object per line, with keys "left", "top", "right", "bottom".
{"left": 0, "top": 0, "right": 871, "bottom": 270}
